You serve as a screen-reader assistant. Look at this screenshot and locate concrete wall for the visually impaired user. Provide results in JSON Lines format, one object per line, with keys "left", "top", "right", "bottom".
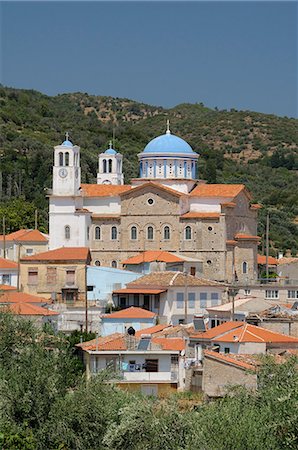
{"left": 101, "top": 317, "right": 156, "bottom": 336}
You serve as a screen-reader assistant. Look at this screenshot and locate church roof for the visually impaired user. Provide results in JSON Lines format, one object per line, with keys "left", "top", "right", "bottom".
{"left": 122, "top": 251, "right": 184, "bottom": 265}
{"left": 62, "top": 140, "right": 73, "bottom": 147}
{"left": 190, "top": 184, "right": 248, "bottom": 198}
{"left": 142, "top": 132, "right": 195, "bottom": 155}
{"left": 104, "top": 148, "right": 117, "bottom": 155}
{"left": 80, "top": 184, "right": 131, "bottom": 197}
{"left": 21, "top": 247, "right": 90, "bottom": 262}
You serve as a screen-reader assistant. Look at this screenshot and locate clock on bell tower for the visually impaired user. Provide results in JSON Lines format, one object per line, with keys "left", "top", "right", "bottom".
{"left": 52, "top": 133, "right": 81, "bottom": 196}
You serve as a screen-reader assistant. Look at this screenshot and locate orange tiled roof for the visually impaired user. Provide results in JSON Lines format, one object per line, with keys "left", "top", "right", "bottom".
{"left": 0, "top": 291, "right": 50, "bottom": 304}
{"left": 214, "top": 323, "right": 298, "bottom": 344}
{"left": 250, "top": 203, "right": 262, "bottom": 210}
{"left": 92, "top": 214, "right": 121, "bottom": 220}
{"left": 6, "top": 302, "right": 58, "bottom": 316}
{"left": 204, "top": 350, "right": 257, "bottom": 370}
{"left": 151, "top": 337, "right": 185, "bottom": 351}
{"left": 122, "top": 251, "right": 184, "bottom": 265}
{"left": 21, "top": 247, "right": 90, "bottom": 262}
{"left": 190, "top": 184, "right": 248, "bottom": 198}
{"left": 0, "top": 257, "right": 18, "bottom": 269}
{"left": 128, "top": 271, "right": 222, "bottom": 288}
{"left": 80, "top": 184, "right": 131, "bottom": 197}
{"left": 226, "top": 240, "right": 237, "bottom": 246}
{"left": 180, "top": 212, "right": 220, "bottom": 219}
{"left": 0, "top": 229, "right": 48, "bottom": 242}
{"left": 257, "top": 255, "right": 278, "bottom": 265}
{"left": 113, "top": 288, "right": 167, "bottom": 295}
{"left": 102, "top": 306, "right": 156, "bottom": 319}
{"left": 119, "top": 181, "right": 185, "bottom": 198}
{"left": 221, "top": 202, "right": 236, "bottom": 208}
{"left": 135, "top": 324, "right": 171, "bottom": 337}
{"left": 76, "top": 333, "right": 124, "bottom": 351}
{"left": 189, "top": 321, "right": 243, "bottom": 339}
{"left": 277, "top": 257, "right": 298, "bottom": 265}
{"left": 235, "top": 233, "right": 261, "bottom": 241}
{"left": 0, "top": 284, "right": 17, "bottom": 290}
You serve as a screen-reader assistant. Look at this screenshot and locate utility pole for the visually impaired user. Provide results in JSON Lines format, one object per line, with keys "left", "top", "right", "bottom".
{"left": 17, "top": 242, "right": 21, "bottom": 291}
{"left": 184, "top": 271, "right": 188, "bottom": 324}
{"left": 35, "top": 209, "right": 38, "bottom": 230}
{"left": 85, "top": 263, "right": 88, "bottom": 333}
{"left": 266, "top": 213, "right": 270, "bottom": 281}
{"left": 2, "top": 216, "right": 6, "bottom": 259}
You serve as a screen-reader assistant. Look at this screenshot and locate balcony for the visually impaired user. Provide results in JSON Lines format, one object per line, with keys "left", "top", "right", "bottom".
{"left": 119, "top": 371, "right": 178, "bottom": 383}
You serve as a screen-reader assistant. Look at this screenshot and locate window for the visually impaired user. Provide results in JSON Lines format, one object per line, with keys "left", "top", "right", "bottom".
{"left": 190, "top": 267, "right": 196, "bottom": 276}
{"left": 211, "top": 292, "right": 219, "bottom": 306}
{"left": 147, "top": 198, "right": 154, "bottom": 205}
{"left": 87, "top": 286, "right": 94, "bottom": 292}
{"left": 111, "top": 260, "right": 117, "bottom": 268}
{"left": 244, "top": 289, "right": 251, "bottom": 296}
{"left": 188, "top": 292, "right": 195, "bottom": 308}
{"left": 120, "top": 297, "right": 126, "bottom": 308}
{"left": 65, "top": 152, "right": 69, "bottom": 166}
{"left": 131, "top": 226, "right": 137, "bottom": 240}
{"left": 103, "top": 159, "right": 107, "bottom": 173}
{"left": 211, "top": 318, "right": 221, "bottom": 328}
{"left": 265, "top": 290, "right": 279, "bottom": 299}
{"left": 26, "top": 248, "right": 33, "bottom": 255}
{"left": 185, "top": 226, "right": 192, "bottom": 240}
{"left": 2, "top": 274, "right": 10, "bottom": 285}
{"left": 108, "top": 159, "right": 112, "bottom": 173}
{"left": 163, "top": 226, "right": 170, "bottom": 240}
{"left": 154, "top": 296, "right": 160, "bottom": 309}
{"left": 176, "top": 292, "right": 184, "bottom": 309}
{"left": 145, "top": 359, "right": 158, "bottom": 372}
{"left": 207, "top": 260, "right": 212, "bottom": 266}
{"left": 147, "top": 226, "right": 154, "bottom": 240}
{"left": 95, "top": 226, "right": 101, "bottom": 240}
{"left": 87, "top": 226, "right": 90, "bottom": 241}
{"left": 94, "top": 260, "right": 101, "bottom": 266}
{"left": 242, "top": 261, "right": 248, "bottom": 274}
{"left": 65, "top": 225, "right": 70, "bottom": 240}
{"left": 224, "top": 347, "right": 230, "bottom": 354}
{"left": 208, "top": 226, "right": 213, "bottom": 231}
{"left": 66, "top": 269, "right": 75, "bottom": 286}
{"left": 200, "top": 292, "right": 207, "bottom": 308}
{"left": 111, "top": 226, "right": 118, "bottom": 240}
{"left": 46, "top": 267, "right": 57, "bottom": 285}
{"left": 133, "top": 294, "right": 139, "bottom": 307}
{"left": 28, "top": 268, "right": 38, "bottom": 285}
{"left": 288, "top": 290, "right": 298, "bottom": 299}
{"left": 59, "top": 152, "right": 63, "bottom": 166}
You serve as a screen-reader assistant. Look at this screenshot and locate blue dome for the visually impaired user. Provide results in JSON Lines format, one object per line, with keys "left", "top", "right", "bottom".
{"left": 104, "top": 148, "right": 117, "bottom": 155}
{"left": 143, "top": 132, "right": 194, "bottom": 154}
{"left": 62, "top": 139, "right": 73, "bottom": 147}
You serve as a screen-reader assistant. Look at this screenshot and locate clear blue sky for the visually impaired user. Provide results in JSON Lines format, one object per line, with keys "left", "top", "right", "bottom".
{"left": 1, "top": 1, "right": 297, "bottom": 117}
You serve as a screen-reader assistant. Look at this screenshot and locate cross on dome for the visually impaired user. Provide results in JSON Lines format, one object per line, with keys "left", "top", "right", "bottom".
{"left": 109, "top": 140, "right": 113, "bottom": 149}
{"left": 65, "top": 131, "right": 69, "bottom": 140}
{"left": 166, "top": 119, "right": 171, "bottom": 135}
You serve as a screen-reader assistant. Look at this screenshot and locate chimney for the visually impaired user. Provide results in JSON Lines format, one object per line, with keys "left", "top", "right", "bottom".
{"left": 278, "top": 251, "right": 283, "bottom": 260}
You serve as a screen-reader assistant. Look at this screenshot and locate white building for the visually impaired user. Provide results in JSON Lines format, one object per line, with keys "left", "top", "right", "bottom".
{"left": 0, "top": 257, "right": 18, "bottom": 287}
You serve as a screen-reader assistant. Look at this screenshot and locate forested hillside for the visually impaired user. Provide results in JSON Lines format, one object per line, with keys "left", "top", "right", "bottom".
{"left": 0, "top": 86, "right": 297, "bottom": 253}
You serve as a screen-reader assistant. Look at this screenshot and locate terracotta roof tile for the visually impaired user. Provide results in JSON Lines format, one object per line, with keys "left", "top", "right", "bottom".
{"left": 0, "top": 291, "right": 50, "bottom": 304}
{"left": 190, "top": 184, "right": 248, "bottom": 198}
{"left": 180, "top": 212, "right": 220, "bottom": 219}
{"left": 102, "top": 307, "right": 156, "bottom": 319}
{"left": 128, "top": 271, "right": 222, "bottom": 288}
{"left": 76, "top": 333, "right": 124, "bottom": 351}
{"left": 5, "top": 303, "right": 58, "bottom": 316}
{"left": 122, "top": 251, "right": 184, "bottom": 265}
{"left": 235, "top": 233, "right": 261, "bottom": 241}
{"left": 135, "top": 324, "right": 171, "bottom": 337}
{"left": 221, "top": 202, "right": 236, "bottom": 208}
{"left": 0, "top": 229, "right": 48, "bottom": 243}
{"left": 226, "top": 240, "right": 237, "bottom": 246}
{"left": 257, "top": 255, "right": 278, "bottom": 265}
{"left": 190, "top": 321, "right": 243, "bottom": 339}
{"left": 213, "top": 323, "right": 298, "bottom": 344}
{"left": 21, "top": 247, "right": 90, "bottom": 262}
{"left": 204, "top": 350, "right": 257, "bottom": 371}
{"left": 277, "top": 257, "right": 298, "bottom": 265}
{"left": 81, "top": 184, "right": 131, "bottom": 197}
{"left": 250, "top": 203, "right": 262, "bottom": 210}
{"left": 119, "top": 181, "right": 185, "bottom": 198}
{"left": 113, "top": 288, "right": 167, "bottom": 295}
{"left": 151, "top": 337, "right": 185, "bottom": 351}
{"left": 0, "top": 257, "right": 18, "bottom": 269}
{"left": 0, "top": 284, "right": 17, "bottom": 290}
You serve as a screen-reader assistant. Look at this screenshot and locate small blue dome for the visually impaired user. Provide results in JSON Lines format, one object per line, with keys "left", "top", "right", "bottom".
{"left": 143, "top": 132, "right": 194, "bottom": 154}
{"left": 62, "top": 140, "right": 73, "bottom": 147}
{"left": 104, "top": 148, "right": 117, "bottom": 155}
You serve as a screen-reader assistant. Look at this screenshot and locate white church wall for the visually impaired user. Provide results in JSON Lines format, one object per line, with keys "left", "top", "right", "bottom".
{"left": 189, "top": 197, "right": 227, "bottom": 213}
{"left": 83, "top": 197, "right": 121, "bottom": 214}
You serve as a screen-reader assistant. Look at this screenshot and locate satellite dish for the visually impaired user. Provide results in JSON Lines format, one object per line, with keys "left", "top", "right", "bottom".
{"left": 127, "top": 326, "right": 135, "bottom": 336}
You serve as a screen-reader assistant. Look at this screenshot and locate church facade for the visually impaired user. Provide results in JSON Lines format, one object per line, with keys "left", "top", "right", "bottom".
{"left": 48, "top": 126, "right": 260, "bottom": 283}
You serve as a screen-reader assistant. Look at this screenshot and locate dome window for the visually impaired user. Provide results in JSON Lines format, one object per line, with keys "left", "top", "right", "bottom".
{"left": 147, "top": 198, "right": 154, "bottom": 205}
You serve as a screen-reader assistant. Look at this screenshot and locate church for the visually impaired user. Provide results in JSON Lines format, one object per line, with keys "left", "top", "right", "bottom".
{"left": 48, "top": 124, "right": 260, "bottom": 283}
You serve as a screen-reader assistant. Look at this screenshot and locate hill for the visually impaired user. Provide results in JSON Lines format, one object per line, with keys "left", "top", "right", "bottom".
{"left": 0, "top": 86, "right": 297, "bottom": 254}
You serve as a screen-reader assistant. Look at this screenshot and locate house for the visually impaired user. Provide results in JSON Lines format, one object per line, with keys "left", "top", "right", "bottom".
{"left": 122, "top": 250, "right": 203, "bottom": 276}
{"left": 76, "top": 330, "right": 186, "bottom": 396}
{"left": 189, "top": 321, "right": 298, "bottom": 355}
{"left": 112, "top": 271, "right": 226, "bottom": 325}
{"left": 257, "top": 254, "right": 277, "bottom": 278}
{"left": 100, "top": 306, "right": 157, "bottom": 336}
{"left": 0, "top": 229, "right": 48, "bottom": 261}
{"left": 0, "top": 257, "right": 18, "bottom": 287}
{"left": 236, "top": 282, "right": 298, "bottom": 304}
{"left": 277, "top": 257, "right": 298, "bottom": 280}
{"left": 0, "top": 290, "right": 51, "bottom": 306}
{"left": 202, "top": 350, "right": 258, "bottom": 398}
{"left": 20, "top": 247, "right": 91, "bottom": 304}
{"left": 247, "top": 303, "right": 298, "bottom": 337}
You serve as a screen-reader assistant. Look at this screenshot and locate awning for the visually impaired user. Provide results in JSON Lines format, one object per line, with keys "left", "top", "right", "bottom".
{"left": 113, "top": 288, "right": 167, "bottom": 295}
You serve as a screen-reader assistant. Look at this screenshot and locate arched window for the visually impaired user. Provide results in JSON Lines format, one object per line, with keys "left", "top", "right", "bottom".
{"left": 65, "top": 225, "right": 70, "bottom": 240}
{"left": 242, "top": 261, "right": 248, "bottom": 274}
{"left": 87, "top": 226, "right": 90, "bottom": 240}
{"left": 185, "top": 226, "right": 192, "bottom": 240}
{"left": 95, "top": 226, "right": 101, "bottom": 240}
{"left": 147, "top": 226, "right": 154, "bottom": 240}
{"left": 163, "top": 226, "right": 170, "bottom": 240}
{"left": 103, "top": 159, "right": 107, "bottom": 173}
{"left": 131, "top": 226, "right": 137, "bottom": 240}
{"left": 94, "top": 260, "right": 101, "bottom": 267}
{"left": 65, "top": 152, "right": 69, "bottom": 166}
{"left": 111, "top": 260, "right": 117, "bottom": 268}
{"left": 111, "top": 226, "right": 118, "bottom": 240}
{"left": 59, "top": 152, "right": 63, "bottom": 166}
{"left": 108, "top": 159, "right": 113, "bottom": 173}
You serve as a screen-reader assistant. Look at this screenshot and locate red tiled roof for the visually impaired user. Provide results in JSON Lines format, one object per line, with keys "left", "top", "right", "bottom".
{"left": 6, "top": 303, "right": 58, "bottom": 316}
{"left": 135, "top": 324, "right": 171, "bottom": 337}
{"left": 113, "top": 288, "right": 167, "bottom": 295}
{"left": 119, "top": 181, "right": 185, "bottom": 198}
{"left": 250, "top": 203, "right": 262, "bottom": 210}
{"left": 257, "top": 255, "right": 278, "bottom": 265}
{"left": 189, "top": 321, "right": 243, "bottom": 339}
{"left": 226, "top": 240, "right": 237, "bottom": 246}
{"left": 214, "top": 323, "right": 298, "bottom": 344}
{"left": 0, "top": 229, "right": 48, "bottom": 243}
{"left": 221, "top": 202, "right": 236, "bottom": 208}
{"left": 21, "top": 247, "right": 90, "bottom": 262}
{"left": 80, "top": 184, "right": 131, "bottom": 197}
{"left": 235, "top": 233, "right": 261, "bottom": 241}
{"left": 122, "top": 251, "right": 184, "bottom": 265}
{"left": 0, "top": 284, "right": 17, "bottom": 290}
{"left": 0, "top": 291, "right": 50, "bottom": 304}
{"left": 76, "top": 333, "right": 124, "bottom": 351}
{"left": 127, "top": 271, "right": 222, "bottom": 288}
{"left": 190, "top": 184, "right": 248, "bottom": 198}
{"left": 204, "top": 350, "right": 257, "bottom": 371}
{"left": 151, "top": 337, "right": 185, "bottom": 351}
{"left": 102, "top": 307, "right": 156, "bottom": 319}
{"left": 180, "top": 212, "right": 220, "bottom": 219}
{"left": 0, "top": 257, "right": 18, "bottom": 269}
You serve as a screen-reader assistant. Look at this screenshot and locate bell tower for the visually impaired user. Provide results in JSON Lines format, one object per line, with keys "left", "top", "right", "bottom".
{"left": 97, "top": 142, "right": 124, "bottom": 185}
{"left": 52, "top": 133, "right": 81, "bottom": 196}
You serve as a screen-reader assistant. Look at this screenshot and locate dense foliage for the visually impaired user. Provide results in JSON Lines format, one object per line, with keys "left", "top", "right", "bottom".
{"left": 0, "top": 86, "right": 297, "bottom": 252}
{"left": 0, "top": 312, "right": 297, "bottom": 449}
